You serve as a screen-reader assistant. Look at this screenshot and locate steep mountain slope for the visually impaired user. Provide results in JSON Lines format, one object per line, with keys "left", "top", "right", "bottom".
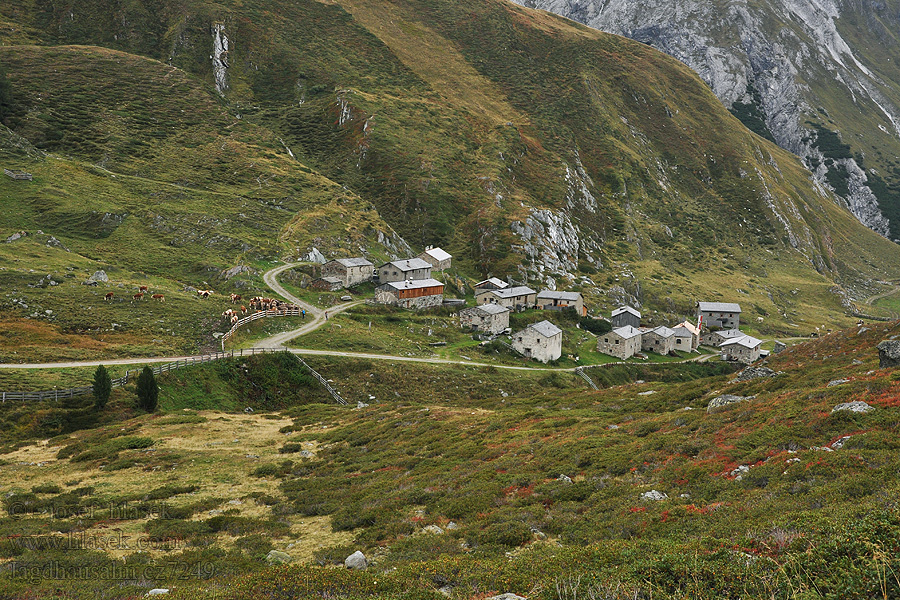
{"left": 0, "top": 0, "right": 899, "bottom": 356}
{"left": 513, "top": 0, "right": 900, "bottom": 240}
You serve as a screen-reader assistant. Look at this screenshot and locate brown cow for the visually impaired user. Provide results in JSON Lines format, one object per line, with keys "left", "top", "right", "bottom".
{"left": 230, "top": 293, "right": 242, "bottom": 303}
{"left": 197, "top": 290, "right": 213, "bottom": 299}
{"left": 104, "top": 292, "right": 114, "bottom": 301}
{"left": 132, "top": 293, "right": 144, "bottom": 301}
{"left": 240, "top": 305, "right": 247, "bottom": 315}
{"left": 230, "top": 315, "right": 239, "bottom": 324}
{"left": 222, "top": 309, "right": 235, "bottom": 319}
{"left": 151, "top": 294, "right": 165, "bottom": 302}
{"left": 139, "top": 285, "right": 149, "bottom": 293}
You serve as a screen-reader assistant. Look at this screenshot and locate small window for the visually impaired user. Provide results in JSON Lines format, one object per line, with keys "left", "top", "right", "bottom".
{"left": 614, "top": 339, "right": 619, "bottom": 345}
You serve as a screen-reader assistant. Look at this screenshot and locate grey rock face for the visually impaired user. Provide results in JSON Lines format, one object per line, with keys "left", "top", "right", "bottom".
{"left": 827, "top": 378, "right": 850, "bottom": 387}
{"left": 511, "top": 0, "right": 900, "bottom": 238}
{"left": 344, "top": 550, "right": 368, "bottom": 570}
{"left": 877, "top": 340, "right": 900, "bottom": 368}
{"left": 88, "top": 270, "right": 109, "bottom": 283}
{"left": 4, "top": 231, "right": 26, "bottom": 243}
{"left": 640, "top": 489, "right": 668, "bottom": 501}
{"left": 832, "top": 400, "right": 874, "bottom": 413}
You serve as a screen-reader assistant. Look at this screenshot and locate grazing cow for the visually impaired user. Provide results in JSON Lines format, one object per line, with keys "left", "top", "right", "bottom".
{"left": 240, "top": 305, "right": 247, "bottom": 315}
{"left": 231, "top": 315, "right": 239, "bottom": 324}
{"left": 230, "top": 293, "right": 242, "bottom": 303}
{"left": 104, "top": 292, "right": 114, "bottom": 301}
{"left": 132, "top": 293, "right": 144, "bottom": 301}
{"left": 197, "top": 289, "right": 213, "bottom": 299}
{"left": 152, "top": 294, "right": 165, "bottom": 302}
{"left": 139, "top": 285, "right": 149, "bottom": 293}
{"left": 222, "top": 309, "right": 235, "bottom": 319}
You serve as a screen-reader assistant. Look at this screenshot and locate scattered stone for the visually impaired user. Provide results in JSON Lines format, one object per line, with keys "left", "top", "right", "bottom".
{"left": 487, "top": 594, "right": 527, "bottom": 600}
{"left": 786, "top": 458, "right": 801, "bottom": 464}
{"left": 244, "top": 454, "right": 259, "bottom": 459}
{"left": 607, "top": 424, "right": 620, "bottom": 430}
{"left": 679, "top": 493, "right": 691, "bottom": 499}
{"left": 530, "top": 526, "right": 547, "bottom": 540}
{"left": 877, "top": 340, "right": 900, "bottom": 368}
{"left": 637, "top": 390, "right": 656, "bottom": 396}
{"left": 356, "top": 401, "right": 369, "bottom": 409}
{"left": 423, "top": 525, "right": 445, "bottom": 535}
{"left": 707, "top": 394, "right": 754, "bottom": 413}
{"left": 439, "top": 586, "right": 454, "bottom": 597}
{"left": 344, "top": 550, "right": 368, "bottom": 570}
{"left": 4, "top": 231, "right": 26, "bottom": 243}
{"left": 266, "top": 550, "right": 292, "bottom": 565}
{"left": 827, "top": 378, "right": 850, "bottom": 387}
{"left": 82, "top": 279, "right": 98, "bottom": 286}
{"left": 731, "top": 465, "right": 750, "bottom": 480}
{"left": 733, "top": 366, "right": 778, "bottom": 382}
{"left": 88, "top": 270, "right": 108, "bottom": 283}
{"left": 299, "top": 450, "right": 315, "bottom": 458}
{"left": 852, "top": 359, "right": 863, "bottom": 365}
{"left": 226, "top": 499, "right": 242, "bottom": 505}
{"left": 858, "top": 327, "right": 870, "bottom": 334}
{"left": 641, "top": 490, "right": 668, "bottom": 501}
{"left": 304, "top": 247, "right": 327, "bottom": 264}
{"left": 208, "top": 509, "right": 223, "bottom": 516}
{"left": 832, "top": 401, "right": 874, "bottom": 414}
{"left": 146, "top": 590, "right": 169, "bottom": 597}
{"left": 45, "top": 236, "right": 69, "bottom": 252}
{"left": 831, "top": 436, "right": 852, "bottom": 450}
{"left": 244, "top": 407, "right": 253, "bottom": 413}
{"left": 220, "top": 265, "right": 255, "bottom": 280}
{"left": 445, "top": 521, "right": 459, "bottom": 531}
{"left": 557, "top": 474, "right": 573, "bottom": 484}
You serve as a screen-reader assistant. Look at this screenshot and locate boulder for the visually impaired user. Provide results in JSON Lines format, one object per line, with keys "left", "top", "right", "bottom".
{"left": 487, "top": 594, "right": 527, "bottom": 600}
{"left": 304, "top": 247, "right": 327, "bottom": 264}
{"left": 221, "top": 265, "right": 255, "bottom": 280}
{"left": 266, "top": 550, "right": 292, "bottom": 565}
{"left": 423, "top": 525, "right": 445, "bottom": 535}
{"left": 557, "top": 474, "right": 573, "bottom": 484}
{"left": 344, "top": 550, "right": 367, "bottom": 570}
{"left": 445, "top": 521, "right": 459, "bottom": 531}
{"left": 733, "top": 366, "right": 777, "bottom": 382}
{"left": 88, "top": 270, "right": 109, "bottom": 283}
{"left": 146, "top": 591, "right": 169, "bottom": 597}
{"left": 827, "top": 379, "right": 850, "bottom": 387}
{"left": 832, "top": 401, "right": 874, "bottom": 414}
{"left": 4, "top": 231, "right": 26, "bottom": 243}
{"left": 640, "top": 490, "right": 668, "bottom": 501}
{"left": 877, "top": 340, "right": 900, "bottom": 368}
{"left": 707, "top": 394, "right": 753, "bottom": 413}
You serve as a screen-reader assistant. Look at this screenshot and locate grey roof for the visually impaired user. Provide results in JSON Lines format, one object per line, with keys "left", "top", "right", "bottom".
{"left": 673, "top": 326, "right": 695, "bottom": 338}
{"left": 650, "top": 326, "right": 676, "bottom": 338}
{"left": 714, "top": 328, "right": 745, "bottom": 339}
{"left": 476, "top": 303, "right": 510, "bottom": 315}
{"left": 528, "top": 320, "right": 562, "bottom": 338}
{"left": 380, "top": 258, "right": 432, "bottom": 271}
{"left": 698, "top": 302, "right": 742, "bottom": 313}
{"left": 720, "top": 334, "right": 762, "bottom": 349}
{"left": 333, "top": 257, "right": 373, "bottom": 268}
{"left": 422, "top": 247, "right": 452, "bottom": 262}
{"left": 612, "top": 325, "right": 643, "bottom": 340}
{"left": 480, "top": 285, "right": 536, "bottom": 299}
{"left": 537, "top": 290, "right": 583, "bottom": 301}
{"left": 318, "top": 277, "right": 343, "bottom": 284}
{"left": 611, "top": 306, "right": 641, "bottom": 319}
{"left": 474, "top": 277, "right": 508, "bottom": 289}
{"left": 380, "top": 278, "right": 444, "bottom": 291}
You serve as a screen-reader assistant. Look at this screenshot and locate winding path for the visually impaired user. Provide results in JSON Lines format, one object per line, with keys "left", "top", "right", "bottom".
{"left": 0, "top": 263, "right": 723, "bottom": 373}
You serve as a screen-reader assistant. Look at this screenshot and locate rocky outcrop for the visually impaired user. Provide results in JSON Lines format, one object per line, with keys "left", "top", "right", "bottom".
{"left": 733, "top": 366, "right": 778, "bottom": 382}
{"left": 877, "top": 340, "right": 900, "bottom": 368}
{"left": 344, "top": 550, "right": 368, "bottom": 570}
{"left": 512, "top": 0, "right": 900, "bottom": 238}
{"left": 707, "top": 394, "right": 754, "bottom": 413}
{"left": 832, "top": 400, "right": 874, "bottom": 414}
{"left": 211, "top": 23, "right": 229, "bottom": 96}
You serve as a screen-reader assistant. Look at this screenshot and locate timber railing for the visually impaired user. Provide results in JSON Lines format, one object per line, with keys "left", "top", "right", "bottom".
{"left": 0, "top": 347, "right": 347, "bottom": 405}
{"left": 220, "top": 307, "right": 304, "bottom": 350}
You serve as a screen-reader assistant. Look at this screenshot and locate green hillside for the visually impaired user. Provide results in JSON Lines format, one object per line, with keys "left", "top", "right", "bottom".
{"left": 0, "top": 0, "right": 899, "bottom": 360}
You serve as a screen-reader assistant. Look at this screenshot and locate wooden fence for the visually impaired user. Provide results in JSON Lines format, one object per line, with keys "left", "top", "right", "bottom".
{"left": 220, "top": 307, "right": 304, "bottom": 350}
{"left": 0, "top": 346, "right": 345, "bottom": 405}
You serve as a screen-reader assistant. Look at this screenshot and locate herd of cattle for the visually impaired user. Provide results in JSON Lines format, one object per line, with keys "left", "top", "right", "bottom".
{"left": 99, "top": 287, "right": 302, "bottom": 326}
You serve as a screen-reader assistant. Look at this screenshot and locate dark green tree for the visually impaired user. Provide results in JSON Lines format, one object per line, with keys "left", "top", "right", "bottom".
{"left": 92, "top": 365, "right": 112, "bottom": 410}
{"left": 136, "top": 366, "right": 158, "bottom": 412}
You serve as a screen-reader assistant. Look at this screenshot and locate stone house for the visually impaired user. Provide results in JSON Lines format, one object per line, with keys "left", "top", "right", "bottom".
{"left": 310, "top": 277, "right": 343, "bottom": 292}
{"left": 611, "top": 306, "right": 641, "bottom": 329}
{"left": 597, "top": 325, "right": 642, "bottom": 360}
{"left": 701, "top": 327, "right": 744, "bottom": 347}
{"left": 673, "top": 321, "right": 699, "bottom": 351}
{"left": 720, "top": 334, "right": 762, "bottom": 364}
{"left": 377, "top": 258, "right": 432, "bottom": 283}
{"left": 642, "top": 326, "right": 676, "bottom": 355}
{"left": 458, "top": 304, "right": 510, "bottom": 334}
{"left": 375, "top": 278, "right": 444, "bottom": 309}
{"left": 475, "top": 286, "right": 537, "bottom": 310}
{"left": 474, "top": 277, "right": 508, "bottom": 291}
{"left": 511, "top": 320, "right": 562, "bottom": 363}
{"left": 536, "top": 290, "right": 586, "bottom": 317}
{"left": 321, "top": 258, "right": 374, "bottom": 288}
{"left": 697, "top": 302, "right": 742, "bottom": 330}
{"left": 419, "top": 247, "right": 452, "bottom": 271}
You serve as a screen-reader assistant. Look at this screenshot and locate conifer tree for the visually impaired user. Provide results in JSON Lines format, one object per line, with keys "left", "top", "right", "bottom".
{"left": 136, "top": 366, "right": 158, "bottom": 412}
{"left": 92, "top": 365, "right": 112, "bottom": 410}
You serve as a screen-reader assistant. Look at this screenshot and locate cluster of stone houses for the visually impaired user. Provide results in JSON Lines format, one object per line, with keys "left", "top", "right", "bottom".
{"left": 597, "top": 302, "right": 763, "bottom": 364}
